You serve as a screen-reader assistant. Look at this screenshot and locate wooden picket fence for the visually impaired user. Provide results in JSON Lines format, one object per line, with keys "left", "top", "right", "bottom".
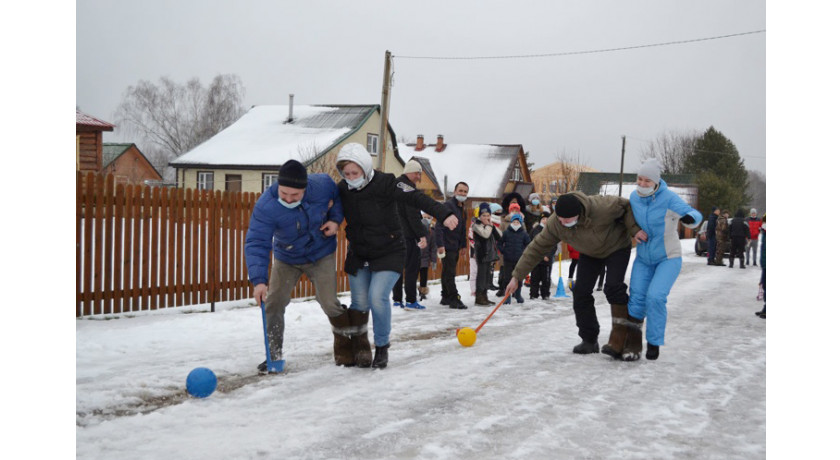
{"left": 76, "top": 172, "right": 461, "bottom": 317}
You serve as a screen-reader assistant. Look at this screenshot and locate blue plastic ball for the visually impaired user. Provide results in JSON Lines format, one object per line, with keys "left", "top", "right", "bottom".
{"left": 186, "top": 367, "right": 217, "bottom": 398}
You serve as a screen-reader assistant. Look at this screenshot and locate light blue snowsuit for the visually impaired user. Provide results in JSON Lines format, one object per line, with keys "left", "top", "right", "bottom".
{"left": 628, "top": 180, "right": 702, "bottom": 346}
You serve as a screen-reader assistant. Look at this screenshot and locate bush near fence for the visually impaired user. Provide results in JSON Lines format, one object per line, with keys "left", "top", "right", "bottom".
{"left": 76, "top": 172, "right": 468, "bottom": 317}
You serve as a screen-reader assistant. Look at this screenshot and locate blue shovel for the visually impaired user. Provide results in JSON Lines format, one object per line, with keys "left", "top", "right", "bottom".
{"left": 260, "top": 301, "right": 285, "bottom": 373}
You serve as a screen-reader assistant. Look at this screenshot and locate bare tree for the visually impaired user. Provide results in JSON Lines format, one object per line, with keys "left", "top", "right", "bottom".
{"left": 639, "top": 129, "right": 699, "bottom": 174}
{"left": 298, "top": 142, "right": 342, "bottom": 182}
{"left": 114, "top": 74, "right": 246, "bottom": 179}
{"left": 551, "top": 149, "right": 591, "bottom": 194}
{"left": 746, "top": 170, "right": 766, "bottom": 213}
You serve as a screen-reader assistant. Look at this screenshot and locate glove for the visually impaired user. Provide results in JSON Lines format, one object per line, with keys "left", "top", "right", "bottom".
{"left": 680, "top": 215, "right": 695, "bottom": 224}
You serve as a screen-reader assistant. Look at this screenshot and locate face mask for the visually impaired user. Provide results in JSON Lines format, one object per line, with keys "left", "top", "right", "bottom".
{"left": 438, "top": 252, "right": 446, "bottom": 259}
{"left": 531, "top": 199, "right": 540, "bottom": 206}
{"left": 278, "top": 197, "right": 302, "bottom": 209}
{"left": 562, "top": 219, "right": 578, "bottom": 228}
{"left": 422, "top": 218, "right": 431, "bottom": 225}
{"left": 510, "top": 222, "right": 521, "bottom": 231}
{"left": 455, "top": 195, "right": 467, "bottom": 203}
{"left": 347, "top": 177, "right": 366, "bottom": 190}
{"left": 636, "top": 186, "right": 655, "bottom": 197}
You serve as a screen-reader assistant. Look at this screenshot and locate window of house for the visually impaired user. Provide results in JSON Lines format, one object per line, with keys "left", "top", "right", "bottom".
{"left": 512, "top": 166, "right": 521, "bottom": 182}
{"left": 367, "top": 134, "right": 379, "bottom": 155}
{"left": 262, "top": 173, "right": 278, "bottom": 192}
{"left": 197, "top": 171, "right": 214, "bottom": 190}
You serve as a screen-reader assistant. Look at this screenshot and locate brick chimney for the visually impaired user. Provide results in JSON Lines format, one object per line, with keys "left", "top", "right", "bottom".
{"left": 415, "top": 134, "right": 425, "bottom": 151}
{"left": 435, "top": 134, "right": 446, "bottom": 152}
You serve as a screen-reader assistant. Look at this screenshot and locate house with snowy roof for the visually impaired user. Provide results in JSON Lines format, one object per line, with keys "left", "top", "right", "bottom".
{"left": 76, "top": 109, "right": 115, "bottom": 172}
{"left": 101, "top": 143, "right": 163, "bottom": 186}
{"left": 169, "top": 103, "right": 402, "bottom": 194}
{"left": 397, "top": 134, "right": 534, "bottom": 210}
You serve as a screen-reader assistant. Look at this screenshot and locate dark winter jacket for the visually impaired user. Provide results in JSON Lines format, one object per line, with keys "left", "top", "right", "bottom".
{"left": 499, "top": 224, "right": 531, "bottom": 264}
{"left": 396, "top": 174, "right": 427, "bottom": 242}
{"left": 419, "top": 219, "right": 437, "bottom": 269}
{"left": 435, "top": 196, "right": 468, "bottom": 251}
{"left": 529, "top": 223, "right": 557, "bottom": 266}
{"left": 760, "top": 227, "right": 766, "bottom": 268}
{"left": 339, "top": 171, "right": 452, "bottom": 276}
{"left": 707, "top": 212, "right": 719, "bottom": 241}
{"left": 729, "top": 214, "right": 749, "bottom": 240}
{"left": 472, "top": 221, "right": 502, "bottom": 264}
{"left": 244, "top": 174, "right": 343, "bottom": 286}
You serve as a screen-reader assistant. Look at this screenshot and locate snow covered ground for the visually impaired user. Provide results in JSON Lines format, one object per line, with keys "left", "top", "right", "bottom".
{"left": 75, "top": 240, "right": 768, "bottom": 459}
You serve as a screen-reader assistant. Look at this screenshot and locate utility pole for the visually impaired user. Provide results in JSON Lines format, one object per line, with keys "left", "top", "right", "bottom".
{"left": 378, "top": 50, "right": 392, "bottom": 171}
{"left": 618, "top": 135, "right": 626, "bottom": 197}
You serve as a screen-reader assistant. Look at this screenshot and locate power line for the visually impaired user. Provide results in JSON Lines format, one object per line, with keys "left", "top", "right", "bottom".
{"left": 394, "top": 30, "right": 765, "bottom": 61}
{"left": 624, "top": 136, "right": 765, "bottom": 159}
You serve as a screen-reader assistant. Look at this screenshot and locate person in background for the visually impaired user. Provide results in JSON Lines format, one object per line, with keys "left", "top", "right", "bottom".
{"left": 713, "top": 209, "right": 730, "bottom": 266}
{"left": 496, "top": 194, "right": 528, "bottom": 297}
{"left": 335, "top": 143, "right": 457, "bottom": 368}
{"left": 244, "top": 160, "right": 353, "bottom": 371}
{"left": 706, "top": 206, "right": 720, "bottom": 265}
{"left": 505, "top": 192, "right": 644, "bottom": 355}
{"left": 624, "top": 159, "right": 703, "bottom": 361}
{"left": 472, "top": 203, "right": 502, "bottom": 306}
{"left": 746, "top": 208, "right": 762, "bottom": 266}
{"left": 392, "top": 160, "right": 431, "bottom": 310}
{"left": 728, "top": 209, "right": 750, "bottom": 269}
{"left": 525, "top": 193, "right": 545, "bottom": 230}
{"left": 488, "top": 203, "right": 503, "bottom": 291}
{"left": 436, "top": 181, "right": 470, "bottom": 310}
{"left": 528, "top": 211, "right": 556, "bottom": 300}
{"left": 418, "top": 212, "right": 437, "bottom": 301}
{"left": 756, "top": 214, "right": 766, "bottom": 319}
{"left": 468, "top": 210, "right": 478, "bottom": 298}
{"left": 499, "top": 213, "right": 531, "bottom": 304}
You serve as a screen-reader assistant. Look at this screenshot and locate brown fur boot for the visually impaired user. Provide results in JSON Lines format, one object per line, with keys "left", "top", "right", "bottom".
{"left": 327, "top": 308, "right": 356, "bottom": 367}
{"left": 622, "top": 316, "right": 644, "bottom": 361}
{"left": 601, "top": 304, "right": 629, "bottom": 359}
{"left": 475, "top": 291, "right": 492, "bottom": 306}
{"left": 347, "top": 309, "right": 372, "bottom": 367}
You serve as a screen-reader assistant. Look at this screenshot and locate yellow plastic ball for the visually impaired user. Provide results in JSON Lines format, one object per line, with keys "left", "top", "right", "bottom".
{"left": 457, "top": 327, "right": 477, "bottom": 347}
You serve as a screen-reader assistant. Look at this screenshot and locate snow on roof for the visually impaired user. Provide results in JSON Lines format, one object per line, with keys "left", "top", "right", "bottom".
{"left": 397, "top": 143, "right": 519, "bottom": 198}
{"left": 76, "top": 109, "right": 115, "bottom": 130}
{"left": 171, "top": 105, "right": 375, "bottom": 167}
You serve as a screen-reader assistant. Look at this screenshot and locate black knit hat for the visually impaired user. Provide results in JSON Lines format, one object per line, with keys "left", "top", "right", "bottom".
{"left": 277, "top": 160, "right": 308, "bottom": 189}
{"left": 554, "top": 194, "right": 582, "bottom": 218}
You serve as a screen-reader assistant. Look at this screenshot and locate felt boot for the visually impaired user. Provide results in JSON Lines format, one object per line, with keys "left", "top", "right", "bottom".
{"left": 347, "top": 309, "right": 372, "bottom": 367}
{"left": 601, "top": 304, "right": 629, "bottom": 359}
{"left": 328, "top": 307, "right": 357, "bottom": 366}
{"left": 622, "top": 316, "right": 644, "bottom": 361}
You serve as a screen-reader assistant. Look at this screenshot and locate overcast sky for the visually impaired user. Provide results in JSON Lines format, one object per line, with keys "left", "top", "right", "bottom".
{"left": 76, "top": 0, "right": 767, "bottom": 174}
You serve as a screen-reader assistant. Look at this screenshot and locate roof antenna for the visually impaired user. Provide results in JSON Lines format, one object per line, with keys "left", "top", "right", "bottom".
{"left": 287, "top": 94, "right": 294, "bottom": 123}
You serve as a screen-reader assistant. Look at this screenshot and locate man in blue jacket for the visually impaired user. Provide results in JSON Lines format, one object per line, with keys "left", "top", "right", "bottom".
{"left": 245, "top": 160, "right": 356, "bottom": 372}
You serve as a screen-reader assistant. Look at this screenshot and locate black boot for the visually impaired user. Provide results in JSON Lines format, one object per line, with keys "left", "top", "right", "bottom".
{"left": 740, "top": 257, "right": 745, "bottom": 269}
{"left": 449, "top": 296, "right": 468, "bottom": 309}
{"left": 347, "top": 309, "right": 372, "bottom": 367}
{"left": 729, "top": 258, "right": 734, "bottom": 268}
{"left": 646, "top": 344, "right": 660, "bottom": 361}
{"left": 573, "top": 340, "right": 600, "bottom": 354}
{"left": 372, "top": 343, "right": 390, "bottom": 369}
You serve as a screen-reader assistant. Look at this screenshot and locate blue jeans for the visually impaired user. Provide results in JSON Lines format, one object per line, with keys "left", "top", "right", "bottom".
{"left": 348, "top": 268, "right": 401, "bottom": 347}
